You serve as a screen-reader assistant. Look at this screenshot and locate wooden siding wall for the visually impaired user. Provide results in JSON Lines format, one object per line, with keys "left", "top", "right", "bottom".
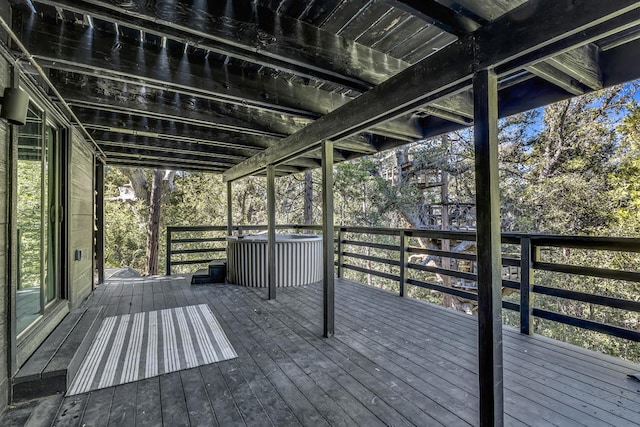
{"left": 0, "top": 50, "right": 10, "bottom": 412}
{"left": 68, "top": 129, "right": 94, "bottom": 307}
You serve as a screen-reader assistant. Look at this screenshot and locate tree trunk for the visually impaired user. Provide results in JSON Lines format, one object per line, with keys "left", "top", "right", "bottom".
{"left": 145, "top": 170, "right": 164, "bottom": 275}
{"left": 303, "top": 170, "right": 313, "bottom": 225}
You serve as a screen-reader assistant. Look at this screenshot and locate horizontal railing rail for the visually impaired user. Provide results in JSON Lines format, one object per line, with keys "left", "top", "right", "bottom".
{"left": 166, "top": 224, "right": 323, "bottom": 274}
{"left": 166, "top": 224, "right": 640, "bottom": 342}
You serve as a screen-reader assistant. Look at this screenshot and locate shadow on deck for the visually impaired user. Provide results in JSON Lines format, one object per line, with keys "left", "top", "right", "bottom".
{"left": 5, "top": 275, "right": 640, "bottom": 426}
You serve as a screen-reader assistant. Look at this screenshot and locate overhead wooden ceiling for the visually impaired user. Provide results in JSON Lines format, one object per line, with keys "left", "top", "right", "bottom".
{"left": 6, "top": 0, "right": 640, "bottom": 176}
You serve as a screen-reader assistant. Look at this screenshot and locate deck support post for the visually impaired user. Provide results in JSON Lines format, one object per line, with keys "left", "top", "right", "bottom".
{"left": 473, "top": 69, "right": 504, "bottom": 427}
{"left": 322, "top": 140, "right": 335, "bottom": 338}
{"left": 267, "top": 165, "right": 276, "bottom": 300}
{"left": 95, "top": 161, "right": 105, "bottom": 285}
{"left": 227, "top": 181, "right": 233, "bottom": 236}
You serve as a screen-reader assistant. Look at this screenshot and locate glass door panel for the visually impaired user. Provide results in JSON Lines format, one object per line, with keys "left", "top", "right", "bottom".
{"left": 17, "top": 106, "right": 43, "bottom": 334}
{"left": 45, "top": 125, "right": 58, "bottom": 304}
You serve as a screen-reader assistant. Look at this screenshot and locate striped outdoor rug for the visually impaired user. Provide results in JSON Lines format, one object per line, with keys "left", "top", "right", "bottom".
{"left": 68, "top": 304, "right": 236, "bottom": 395}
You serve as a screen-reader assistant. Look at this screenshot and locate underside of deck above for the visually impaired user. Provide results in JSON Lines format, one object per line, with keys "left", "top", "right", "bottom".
{"left": 4, "top": 0, "right": 640, "bottom": 176}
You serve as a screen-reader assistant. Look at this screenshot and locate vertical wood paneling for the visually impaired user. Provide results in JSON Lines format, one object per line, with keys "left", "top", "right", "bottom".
{"left": 68, "top": 129, "right": 95, "bottom": 307}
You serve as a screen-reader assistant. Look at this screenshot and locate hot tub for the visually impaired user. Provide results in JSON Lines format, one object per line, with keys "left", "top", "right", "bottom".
{"left": 226, "top": 233, "right": 322, "bottom": 287}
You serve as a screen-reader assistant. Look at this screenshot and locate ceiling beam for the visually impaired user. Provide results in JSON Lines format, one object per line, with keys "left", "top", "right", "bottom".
{"left": 526, "top": 62, "right": 585, "bottom": 96}
{"left": 96, "top": 136, "right": 320, "bottom": 171}
{"left": 389, "top": 0, "right": 602, "bottom": 97}
{"left": 106, "top": 157, "right": 228, "bottom": 173}
{"left": 49, "top": 70, "right": 310, "bottom": 137}
{"left": 30, "top": 0, "right": 404, "bottom": 88}
{"left": 599, "top": 25, "right": 640, "bottom": 50}
{"left": 19, "top": 15, "right": 323, "bottom": 117}
{"left": 92, "top": 135, "right": 251, "bottom": 161}
{"left": 65, "top": 98, "right": 286, "bottom": 138}
{"left": 20, "top": 12, "right": 426, "bottom": 141}
{"left": 421, "top": 107, "right": 472, "bottom": 125}
{"left": 62, "top": 97, "right": 285, "bottom": 139}
{"left": 86, "top": 124, "right": 262, "bottom": 154}
{"left": 57, "top": 73, "right": 426, "bottom": 144}
{"left": 39, "top": 58, "right": 317, "bottom": 117}
{"left": 430, "top": 91, "right": 473, "bottom": 118}
{"left": 70, "top": 92, "right": 384, "bottom": 157}
{"left": 102, "top": 149, "right": 238, "bottom": 168}
{"left": 546, "top": 44, "right": 603, "bottom": 91}
{"left": 382, "top": 0, "right": 480, "bottom": 35}
{"left": 73, "top": 108, "right": 275, "bottom": 150}
{"left": 223, "top": 0, "right": 640, "bottom": 181}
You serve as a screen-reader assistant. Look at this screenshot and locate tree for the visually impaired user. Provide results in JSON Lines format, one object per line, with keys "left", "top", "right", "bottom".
{"left": 503, "top": 86, "right": 632, "bottom": 234}
{"left": 107, "top": 168, "right": 175, "bottom": 275}
{"left": 611, "top": 103, "right": 640, "bottom": 236}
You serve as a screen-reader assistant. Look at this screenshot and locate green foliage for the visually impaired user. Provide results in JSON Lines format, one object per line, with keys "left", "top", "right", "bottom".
{"left": 164, "top": 173, "right": 227, "bottom": 226}
{"left": 334, "top": 158, "right": 397, "bottom": 226}
{"left": 17, "top": 159, "right": 42, "bottom": 288}
{"left": 611, "top": 104, "right": 640, "bottom": 235}
{"left": 104, "top": 167, "right": 147, "bottom": 272}
{"left": 500, "top": 87, "right": 632, "bottom": 234}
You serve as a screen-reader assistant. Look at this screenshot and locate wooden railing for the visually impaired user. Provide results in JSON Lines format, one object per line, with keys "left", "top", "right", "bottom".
{"left": 166, "top": 224, "right": 321, "bottom": 274}
{"left": 166, "top": 224, "right": 640, "bottom": 342}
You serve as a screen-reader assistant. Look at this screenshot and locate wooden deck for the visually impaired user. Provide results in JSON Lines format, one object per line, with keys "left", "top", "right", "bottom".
{"left": 10, "top": 275, "right": 640, "bottom": 426}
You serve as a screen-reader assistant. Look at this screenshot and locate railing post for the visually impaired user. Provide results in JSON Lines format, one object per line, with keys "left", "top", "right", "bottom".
{"left": 399, "top": 230, "right": 408, "bottom": 297}
{"left": 519, "top": 237, "right": 536, "bottom": 335}
{"left": 336, "top": 228, "right": 343, "bottom": 278}
{"left": 227, "top": 181, "right": 233, "bottom": 236}
{"left": 166, "top": 227, "right": 172, "bottom": 276}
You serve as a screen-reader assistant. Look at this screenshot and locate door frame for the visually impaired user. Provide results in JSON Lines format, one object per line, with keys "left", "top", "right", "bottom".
{"left": 8, "top": 70, "right": 71, "bottom": 375}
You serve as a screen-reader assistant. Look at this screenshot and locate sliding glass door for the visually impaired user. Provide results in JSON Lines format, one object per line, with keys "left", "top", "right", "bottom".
{"left": 16, "top": 104, "right": 60, "bottom": 335}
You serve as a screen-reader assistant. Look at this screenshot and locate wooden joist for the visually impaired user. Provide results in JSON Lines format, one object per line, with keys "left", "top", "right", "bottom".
{"left": 421, "top": 107, "right": 472, "bottom": 126}
{"left": 21, "top": 16, "right": 331, "bottom": 118}
{"left": 546, "top": 44, "right": 603, "bottom": 91}
{"left": 97, "top": 147, "right": 238, "bottom": 169}
{"left": 223, "top": 0, "right": 640, "bottom": 182}
{"left": 526, "top": 62, "right": 586, "bottom": 96}
{"left": 383, "top": 0, "right": 481, "bottom": 35}
{"left": 105, "top": 157, "right": 229, "bottom": 173}
{"left": 94, "top": 139, "right": 251, "bottom": 162}
{"left": 75, "top": 109, "right": 276, "bottom": 150}
{"left": 64, "top": 98, "right": 287, "bottom": 139}
{"left": 31, "top": 0, "right": 396, "bottom": 90}
{"left": 19, "top": 11, "right": 430, "bottom": 142}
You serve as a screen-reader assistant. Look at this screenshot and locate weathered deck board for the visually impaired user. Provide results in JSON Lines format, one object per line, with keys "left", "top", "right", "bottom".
{"left": 80, "top": 386, "right": 113, "bottom": 427}
{"left": 135, "top": 377, "right": 162, "bottom": 426}
{"left": 306, "top": 280, "right": 640, "bottom": 425}
{"left": 159, "top": 372, "right": 189, "bottom": 427}
{"left": 24, "top": 275, "right": 639, "bottom": 427}
{"left": 180, "top": 368, "right": 218, "bottom": 426}
{"left": 107, "top": 382, "right": 137, "bottom": 427}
